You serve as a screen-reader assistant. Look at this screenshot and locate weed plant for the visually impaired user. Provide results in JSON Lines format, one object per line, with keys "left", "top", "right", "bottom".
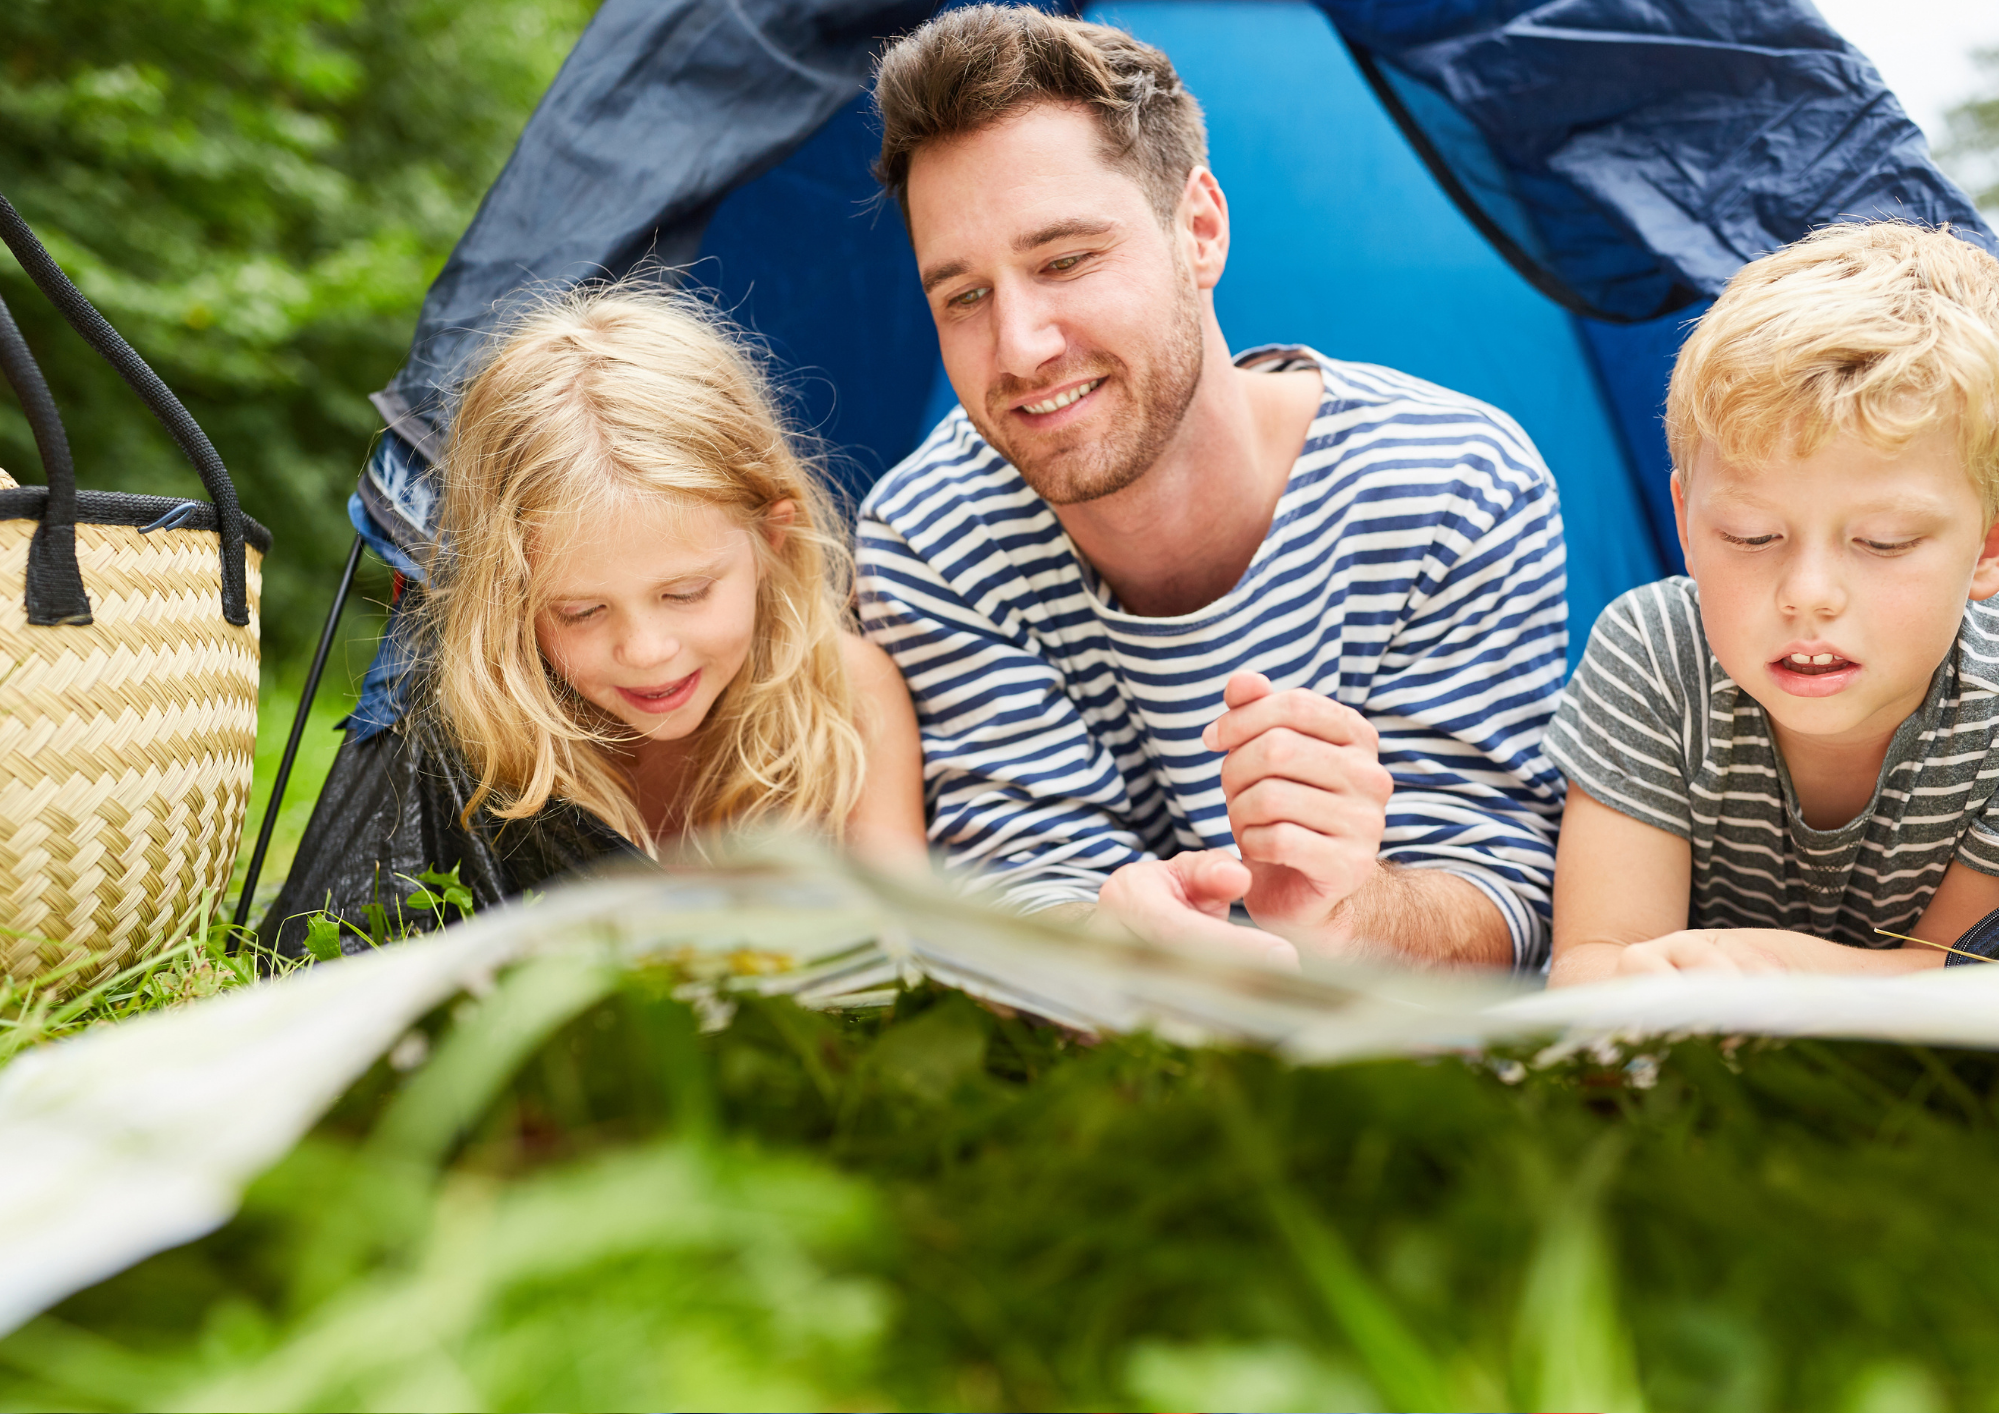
{"left": 0, "top": 949, "right": 1991, "bottom": 1413}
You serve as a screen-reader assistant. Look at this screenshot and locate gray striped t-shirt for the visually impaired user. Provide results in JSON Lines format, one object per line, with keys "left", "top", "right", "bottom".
{"left": 1546, "top": 577, "right": 1997, "bottom": 950}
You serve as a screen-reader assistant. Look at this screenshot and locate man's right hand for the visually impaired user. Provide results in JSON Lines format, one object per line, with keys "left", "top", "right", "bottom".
{"left": 1096, "top": 851, "right": 1301, "bottom": 969}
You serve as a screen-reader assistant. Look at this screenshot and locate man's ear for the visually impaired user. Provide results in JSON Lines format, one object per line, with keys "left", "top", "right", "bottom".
{"left": 1670, "top": 470, "right": 1693, "bottom": 562}
{"left": 1182, "top": 166, "right": 1229, "bottom": 292}
{"left": 1971, "top": 519, "right": 1999, "bottom": 601}
{"left": 762, "top": 498, "right": 797, "bottom": 551}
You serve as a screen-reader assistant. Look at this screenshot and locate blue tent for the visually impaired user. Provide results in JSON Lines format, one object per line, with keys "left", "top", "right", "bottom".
{"left": 241, "top": 0, "right": 1992, "bottom": 926}
{"left": 354, "top": 0, "right": 1989, "bottom": 685}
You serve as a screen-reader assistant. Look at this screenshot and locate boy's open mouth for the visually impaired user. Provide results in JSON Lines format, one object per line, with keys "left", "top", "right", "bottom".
{"left": 1774, "top": 651, "right": 1855, "bottom": 677}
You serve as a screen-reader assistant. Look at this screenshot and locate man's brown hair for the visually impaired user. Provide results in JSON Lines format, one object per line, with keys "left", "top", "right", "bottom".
{"left": 872, "top": 4, "right": 1208, "bottom": 227}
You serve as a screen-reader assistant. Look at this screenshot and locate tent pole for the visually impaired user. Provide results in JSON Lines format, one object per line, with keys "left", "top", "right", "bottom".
{"left": 231, "top": 532, "right": 365, "bottom": 935}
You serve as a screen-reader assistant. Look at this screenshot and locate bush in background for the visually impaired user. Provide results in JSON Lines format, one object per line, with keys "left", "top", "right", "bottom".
{"left": 0, "top": 0, "right": 594, "bottom": 665}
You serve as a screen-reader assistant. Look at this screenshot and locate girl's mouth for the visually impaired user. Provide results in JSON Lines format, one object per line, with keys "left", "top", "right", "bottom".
{"left": 616, "top": 669, "right": 700, "bottom": 715}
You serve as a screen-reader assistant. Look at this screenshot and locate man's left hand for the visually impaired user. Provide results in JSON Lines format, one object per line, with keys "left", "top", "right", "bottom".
{"left": 1202, "top": 671, "right": 1393, "bottom": 943}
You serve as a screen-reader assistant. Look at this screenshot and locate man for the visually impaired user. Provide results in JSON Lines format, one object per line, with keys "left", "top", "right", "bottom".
{"left": 856, "top": 5, "right": 1567, "bottom": 970}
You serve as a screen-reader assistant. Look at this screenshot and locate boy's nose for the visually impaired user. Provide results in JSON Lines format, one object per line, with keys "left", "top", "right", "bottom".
{"left": 1776, "top": 544, "right": 1848, "bottom": 619}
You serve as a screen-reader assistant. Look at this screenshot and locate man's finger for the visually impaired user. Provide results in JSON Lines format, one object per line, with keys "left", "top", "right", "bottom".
{"left": 1203, "top": 688, "right": 1375, "bottom": 755}
{"left": 1172, "top": 849, "right": 1254, "bottom": 907}
{"left": 1227, "top": 776, "right": 1384, "bottom": 838}
{"left": 1219, "top": 731, "right": 1394, "bottom": 802}
{"left": 1235, "top": 819, "right": 1356, "bottom": 880}
{"left": 1222, "top": 670, "right": 1274, "bottom": 710}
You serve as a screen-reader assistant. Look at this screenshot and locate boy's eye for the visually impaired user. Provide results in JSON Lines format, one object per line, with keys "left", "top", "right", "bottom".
{"left": 1719, "top": 532, "right": 1778, "bottom": 547}
{"left": 1860, "top": 537, "right": 1921, "bottom": 554}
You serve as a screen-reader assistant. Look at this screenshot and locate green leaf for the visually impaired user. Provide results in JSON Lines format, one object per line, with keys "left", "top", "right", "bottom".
{"left": 301, "top": 912, "right": 344, "bottom": 963}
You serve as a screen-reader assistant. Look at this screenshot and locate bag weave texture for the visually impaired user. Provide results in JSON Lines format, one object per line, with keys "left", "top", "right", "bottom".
{"left": 0, "top": 519, "right": 262, "bottom": 988}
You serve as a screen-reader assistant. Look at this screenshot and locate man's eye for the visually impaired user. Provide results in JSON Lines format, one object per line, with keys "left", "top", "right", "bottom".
{"left": 1720, "top": 532, "right": 1778, "bottom": 547}
{"left": 947, "top": 286, "right": 989, "bottom": 309}
{"left": 1046, "top": 253, "right": 1088, "bottom": 273}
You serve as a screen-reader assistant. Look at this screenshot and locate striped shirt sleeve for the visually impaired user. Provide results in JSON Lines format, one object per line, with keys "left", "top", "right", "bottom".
{"left": 1958, "top": 793, "right": 1998, "bottom": 875}
{"left": 1358, "top": 448, "right": 1569, "bottom": 968}
{"left": 1544, "top": 583, "right": 1700, "bottom": 838}
{"left": 855, "top": 511, "right": 1156, "bottom": 910}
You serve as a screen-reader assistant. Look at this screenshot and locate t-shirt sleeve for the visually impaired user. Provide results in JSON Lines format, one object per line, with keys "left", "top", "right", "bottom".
{"left": 1354, "top": 427, "right": 1569, "bottom": 973}
{"left": 855, "top": 508, "right": 1155, "bottom": 910}
{"left": 1544, "top": 583, "right": 1703, "bottom": 840}
{"left": 1957, "top": 788, "right": 1998, "bottom": 876}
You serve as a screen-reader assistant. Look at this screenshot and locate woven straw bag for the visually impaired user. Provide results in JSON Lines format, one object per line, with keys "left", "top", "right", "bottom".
{"left": 0, "top": 195, "right": 271, "bottom": 991}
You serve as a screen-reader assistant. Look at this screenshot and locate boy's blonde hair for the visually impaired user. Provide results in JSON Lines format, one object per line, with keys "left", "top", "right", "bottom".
{"left": 1666, "top": 222, "right": 1998, "bottom": 523}
{"left": 422, "top": 284, "right": 866, "bottom": 853}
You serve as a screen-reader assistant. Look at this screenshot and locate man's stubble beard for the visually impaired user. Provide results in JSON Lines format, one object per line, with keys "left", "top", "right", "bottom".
{"left": 970, "top": 279, "right": 1206, "bottom": 507}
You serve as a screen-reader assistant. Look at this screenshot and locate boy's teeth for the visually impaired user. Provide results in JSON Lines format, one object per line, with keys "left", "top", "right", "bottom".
{"left": 1811, "top": 653, "right": 1833, "bottom": 665}
{"left": 1025, "top": 379, "right": 1100, "bottom": 414}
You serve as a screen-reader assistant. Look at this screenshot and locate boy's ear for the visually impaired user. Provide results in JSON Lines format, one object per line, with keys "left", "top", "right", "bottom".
{"left": 762, "top": 499, "right": 797, "bottom": 551}
{"left": 1971, "top": 520, "right": 1999, "bottom": 602}
{"left": 1670, "top": 470, "right": 1692, "bottom": 561}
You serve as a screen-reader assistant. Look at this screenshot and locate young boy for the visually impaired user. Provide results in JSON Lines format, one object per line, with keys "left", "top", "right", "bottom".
{"left": 1547, "top": 222, "right": 1997, "bottom": 983}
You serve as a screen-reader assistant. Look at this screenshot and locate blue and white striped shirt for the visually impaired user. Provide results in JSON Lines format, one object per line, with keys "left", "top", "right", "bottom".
{"left": 856, "top": 348, "right": 1569, "bottom": 969}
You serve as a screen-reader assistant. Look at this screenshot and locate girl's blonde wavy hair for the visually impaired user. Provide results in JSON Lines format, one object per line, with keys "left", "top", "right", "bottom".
{"left": 421, "top": 283, "right": 867, "bottom": 853}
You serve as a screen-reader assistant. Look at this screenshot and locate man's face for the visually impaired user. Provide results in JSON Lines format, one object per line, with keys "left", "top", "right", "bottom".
{"left": 1676, "top": 428, "right": 2000, "bottom": 748}
{"left": 906, "top": 102, "right": 1207, "bottom": 504}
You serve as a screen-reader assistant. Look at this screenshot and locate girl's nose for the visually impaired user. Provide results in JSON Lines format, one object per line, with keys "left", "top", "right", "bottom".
{"left": 616, "top": 620, "right": 681, "bottom": 669}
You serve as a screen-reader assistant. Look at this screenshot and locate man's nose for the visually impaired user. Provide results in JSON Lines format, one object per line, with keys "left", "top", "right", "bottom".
{"left": 991, "top": 284, "right": 1067, "bottom": 383}
{"left": 1777, "top": 540, "right": 1848, "bottom": 621}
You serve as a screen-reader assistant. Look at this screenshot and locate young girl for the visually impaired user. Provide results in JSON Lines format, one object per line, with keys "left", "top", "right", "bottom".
{"left": 423, "top": 285, "right": 926, "bottom": 872}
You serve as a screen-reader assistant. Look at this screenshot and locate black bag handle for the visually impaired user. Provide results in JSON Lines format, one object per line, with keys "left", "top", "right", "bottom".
{"left": 0, "top": 194, "right": 251, "bottom": 627}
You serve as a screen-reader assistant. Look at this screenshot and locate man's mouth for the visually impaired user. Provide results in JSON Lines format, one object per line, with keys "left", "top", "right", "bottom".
{"left": 1776, "top": 651, "right": 1855, "bottom": 677}
{"left": 1018, "top": 377, "right": 1102, "bottom": 417}
{"left": 616, "top": 669, "right": 700, "bottom": 715}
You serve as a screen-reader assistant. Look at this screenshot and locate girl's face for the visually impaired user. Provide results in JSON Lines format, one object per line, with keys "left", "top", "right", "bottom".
{"left": 532, "top": 494, "right": 767, "bottom": 744}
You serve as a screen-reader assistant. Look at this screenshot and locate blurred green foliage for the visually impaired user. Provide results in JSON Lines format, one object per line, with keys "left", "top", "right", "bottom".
{"left": 0, "top": 0, "right": 595, "bottom": 664}
{"left": 2, "top": 968, "right": 1993, "bottom": 1412}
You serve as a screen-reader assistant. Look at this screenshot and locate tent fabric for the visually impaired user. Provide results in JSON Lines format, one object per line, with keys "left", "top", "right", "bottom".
{"left": 337, "top": 0, "right": 1989, "bottom": 743}
{"left": 1322, "top": 0, "right": 1993, "bottom": 323}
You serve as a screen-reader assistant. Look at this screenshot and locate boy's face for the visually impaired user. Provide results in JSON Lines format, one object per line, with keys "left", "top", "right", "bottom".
{"left": 1675, "top": 427, "right": 1999, "bottom": 747}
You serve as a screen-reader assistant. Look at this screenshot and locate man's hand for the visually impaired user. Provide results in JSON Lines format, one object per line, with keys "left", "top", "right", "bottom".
{"left": 1096, "top": 852, "right": 1300, "bottom": 968}
{"left": 1203, "top": 671, "right": 1393, "bottom": 942}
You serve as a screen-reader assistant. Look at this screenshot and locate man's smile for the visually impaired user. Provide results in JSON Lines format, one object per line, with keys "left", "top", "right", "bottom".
{"left": 1013, "top": 375, "right": 1103, "bottom": 420}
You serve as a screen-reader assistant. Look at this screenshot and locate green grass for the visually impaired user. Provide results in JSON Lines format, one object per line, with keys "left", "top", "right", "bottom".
{"left": 0, "top": 964, "right": 1992, "bottom": 1413}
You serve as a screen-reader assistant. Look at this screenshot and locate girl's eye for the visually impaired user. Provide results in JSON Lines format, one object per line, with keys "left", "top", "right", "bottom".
{"left": 1720, "top": 532, "right": 1778, "bottom": 547}
{"left": 555, "top": 605, "right": 602, "bottom": 623}
{"left": 665, "top": 581, "right": 713, "bottom": 604}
